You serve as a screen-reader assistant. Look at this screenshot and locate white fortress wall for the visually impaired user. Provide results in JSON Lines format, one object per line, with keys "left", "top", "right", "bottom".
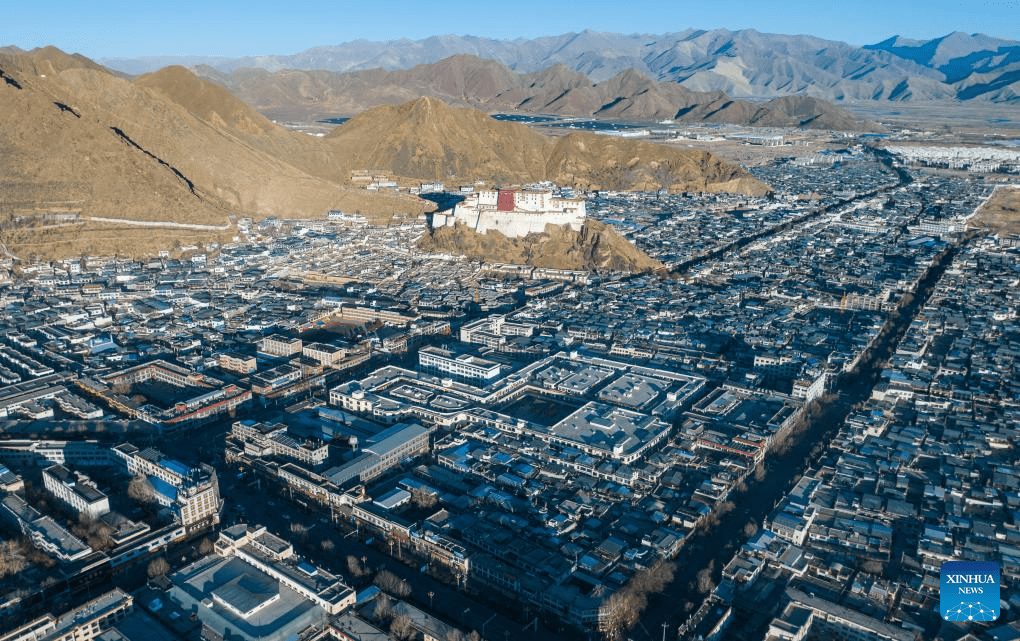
{"left": 474, "top": 210, "right": 584, "bottom": 237}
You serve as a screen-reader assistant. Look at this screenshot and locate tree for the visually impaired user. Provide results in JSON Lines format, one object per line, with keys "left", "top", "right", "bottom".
{"left": 198, "top": 537, "right": 215, "bottom": 556}
{"left": 289, "top": 521, "right": 309, "bottom": 543}
{"left": 321, "top": 539, "right": 335, "bottom": 553}
{"left": 600, "top": 562, "right": 675, "bottom": 640}
{"left": 21, "top": 537, "right": 55, "bottom": 569}
{"left": 347, "top": 555, "right": 367, "bottom": 578}
{"left": 411, "top": 486, "right": 437, "bottom": 510}
{"left": 73, "top": 516, "right": 115, "bottom": 552}
{"left": 602, "top": 589, "right": 645, "bottom": 640}
{"left": 375, "top": 569, "right": 401, "bottom": 593}
{"left": 375, "top": 570, "right": 411, "bottom": 598}
{"left": 696, "top": 562, "right": 716, "bottom": 594}
{"left": 147, "top": 557, "right": 170, "bottom": 580}
{"left": 395, "top": 579, "right": 412, "bottom": 598}
{"left": 374, "top": 594, "right": 393, "bottom": 623}
{"left": 629, "top": 561, "right": 675, "bottom": 595}
{"left": 445, "top": 630, "right": 466, "bottom": 641}
{"left": 743, "top": 520, "right": 759, "bottom": 537}
{"left": 0, "top": 541, "right": 27, "bottom": 579}
{"left": 110, "top": 380, "right": 131, "bottom": 395}
{"left": 390, "top": 614, "right": 415, "bottom": 641}
{"left": 128, "top": 475, "right": 155, "bottom": 504}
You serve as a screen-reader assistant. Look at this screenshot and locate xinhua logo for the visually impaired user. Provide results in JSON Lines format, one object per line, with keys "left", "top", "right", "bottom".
{"left": 940, "top": 561, "right": 1000, "bottom": 622}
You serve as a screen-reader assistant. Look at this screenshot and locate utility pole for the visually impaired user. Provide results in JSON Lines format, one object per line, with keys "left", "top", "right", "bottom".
{"left": 662, "top": 621, "right": 669, "bottom": 641}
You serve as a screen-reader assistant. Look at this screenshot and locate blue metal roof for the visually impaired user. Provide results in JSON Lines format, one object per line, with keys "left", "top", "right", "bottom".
{"left": 148, "top": 475, "right": 178, "bottom": 501}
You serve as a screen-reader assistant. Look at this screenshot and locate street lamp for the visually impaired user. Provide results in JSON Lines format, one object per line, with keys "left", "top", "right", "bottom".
{"left": 482, "top": 613, "right": 496, "bottom": 639}
{"left": 428, "top": 591, "right": 434, "bottom": 610}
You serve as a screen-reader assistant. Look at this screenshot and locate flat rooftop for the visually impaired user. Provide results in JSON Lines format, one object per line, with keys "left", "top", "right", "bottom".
{"left": 167, "top": 555, "right": 321, "bottom": 641}
{"left": 546, "top": 401, "right": 668, "bottom": 458}
{"left": 598, "top": 373, "right": 668, "bottom": 410}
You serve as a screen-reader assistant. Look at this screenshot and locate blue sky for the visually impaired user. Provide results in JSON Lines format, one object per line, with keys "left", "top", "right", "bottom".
{"left": 4, "top": 0, "right": 1018, "bottom": 59}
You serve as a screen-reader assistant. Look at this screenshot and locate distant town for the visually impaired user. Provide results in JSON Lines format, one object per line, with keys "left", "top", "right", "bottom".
{"left": 0, "top": 132, "right": 1017, "bottom": 641}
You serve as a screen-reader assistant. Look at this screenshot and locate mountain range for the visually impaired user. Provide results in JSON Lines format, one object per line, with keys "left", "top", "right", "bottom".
{"left": 102, "top": 29, "right": 1020, "bottom": 103}
{"left": 0, "top": 47, "right": 422, "bottom": 227}
{"left": 0, "top": 47, "right": 765, "bottom": 259}
{"left": 195, "top": 55, "right": 870, "bottom": 129}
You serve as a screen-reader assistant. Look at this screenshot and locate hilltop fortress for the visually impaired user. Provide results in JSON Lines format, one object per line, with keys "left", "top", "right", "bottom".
{"left": 432, "top": 188, "right": 586, "bottom": 238}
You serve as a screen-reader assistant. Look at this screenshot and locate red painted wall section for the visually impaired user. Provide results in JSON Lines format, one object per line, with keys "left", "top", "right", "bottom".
{"left": 496, "top": 190, "right": 517, "bottom": 212}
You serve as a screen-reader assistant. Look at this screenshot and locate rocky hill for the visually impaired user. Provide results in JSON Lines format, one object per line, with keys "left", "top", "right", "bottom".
{"left": 0, "top": 47, "right": 426, "bottom": 258}
{"left": 1, "top": 47, "right": 768, "bottom": 259}
{"left": 324, "top": 96, "right": 550, "bottom": 183}
{"left": 419, "top": 219, "right": 661, "bottom": 273}
{"left": 325, "top": 96, "right": 770, "bottom": 195}
{"left": 196, "top": 54, "right": 872, "bottom": 130}
{"left": 105, "top": 29, "right": 1020, "bottom": 103}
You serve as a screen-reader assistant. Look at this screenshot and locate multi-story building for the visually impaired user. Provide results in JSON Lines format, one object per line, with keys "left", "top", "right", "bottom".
{"left": 767, "top": 589, "right": 918, "bottom": 641}
{"left": 258, "top": 334, "right": 302, "bottom": 358}
{"left": 218, "top": 352, "right": 257, "bottom": 374}
{"left": 0, "top": 494, "right": 92, "bottom": 562}
{"left": 302, "top": 342, "right": 346, "bottom": 367}
{"left": 0, "top": 589, "right": 133, "bottom": 641}
{"left": 42, "top": 464, "right": 110, "bottom": 520}
{"left": 213, "top": 524, "right": 356, "bottom": 615}
{"left": 97, "top": 360, "right": 251, "bottom": 428}
{"left": 459, "top": 315, "right": 537, "bottom": 349}
{"left": 0, "top": 464, "right": 24, "bottom": 493}
{"left": 418, "top": 346, "right": 501, "bottom": 383}
{"left": 230, "top": 420, "right": 330, "bottom": 469}
{"left": 753, "top": 352, "right": 799, "bottom": 378}
{"left": 250, "top": 364, "right": 302, "bottom": 395}
{"left": 338, "top": 305, "right": 416, "bottom": 326}
{"left": 112, "top": 444, "right": 220, "bottom": 529}
{"left": 324, "top": 422, "right": 430, "bottom": 487}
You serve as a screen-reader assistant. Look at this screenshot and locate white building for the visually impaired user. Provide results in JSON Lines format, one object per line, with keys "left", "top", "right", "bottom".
{"left": 112, "top": 444, "right": 220, "bottom": 529}
{"left": 258, "top": 334, "right": 302, "bottom": 358}
{"left": 0, "top": 589, "right": 133, "bottom": 641}
{"left": 432, "top": 188, "right": 585, "bottom": 238}
{"left": 213, "top": 523, "right": 356, "bottom": 615}
{"left": 42, "top": 464, "right": 110, "bottom": 520}
{"left": 418, "top": 346, "right": 501, "bottom": 383}
{"left": 302, "top": 342, "right": 346, "bottom": 367}
{"left": 230, "top": 420, "right": 330, "bottom": 469}
{"left": 323, "top": 422, "right": 431, "bottom": 487}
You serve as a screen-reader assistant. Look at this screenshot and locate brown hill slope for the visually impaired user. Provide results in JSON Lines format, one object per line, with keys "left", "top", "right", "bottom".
{"left": 326, "top": 97, "right": 770, "bottom": 195}
{"left": 325, "top": 96, "right": 551, "bottom": 183}
{"left": 133, "top": 64, "right": 360, "bottom": 186}
{"left": 136, "top": 65, "right": 276, "bottom": 135}
{"left": 971, "top": 186, "right": 1020, "bottom": 234}
{"left": 544, "top": 134, "right": 767, "bottom": 194}
{"left": 419, "top": 219, "right": 661, "bottom": 273}
{"left": 675, "top": 94, "right": 870, "bottom": 130}
{"left": 0, "top": 48, "right": 426, "bottom": 258}
{"left": 202, "top": 54, "right": 874, "bottom": 130}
